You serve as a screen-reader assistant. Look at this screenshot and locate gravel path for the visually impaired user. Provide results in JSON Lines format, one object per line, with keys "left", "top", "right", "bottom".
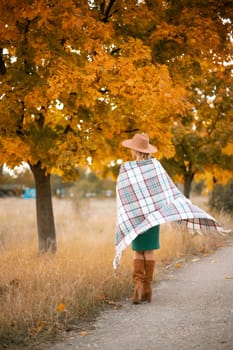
{"left": 48, "top": 240, "right": 233, "bottom": 350}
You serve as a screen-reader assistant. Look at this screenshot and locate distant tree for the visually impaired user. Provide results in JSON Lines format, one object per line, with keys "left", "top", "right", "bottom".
{"left": 209, "top": 180, "right": 233, "bottom": 214}
{"left": 161, "top": 65, "right": 233, "bottom": 198}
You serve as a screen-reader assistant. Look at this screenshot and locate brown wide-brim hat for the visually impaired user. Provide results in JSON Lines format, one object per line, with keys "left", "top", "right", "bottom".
{"left": 122, "top": 133, "right": 158, "bottom": 154}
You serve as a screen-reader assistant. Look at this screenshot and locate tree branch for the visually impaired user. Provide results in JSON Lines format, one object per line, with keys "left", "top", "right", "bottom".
{"left": 102, "top": 0, "right": 117, "bottom": 23}
{"left": 123, "top": 129, "right": 140, "bottom": 134}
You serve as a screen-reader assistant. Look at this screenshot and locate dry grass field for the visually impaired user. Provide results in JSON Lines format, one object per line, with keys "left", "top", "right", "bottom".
{"left": 0, "top": 196, "right": 232, "bottom": 347}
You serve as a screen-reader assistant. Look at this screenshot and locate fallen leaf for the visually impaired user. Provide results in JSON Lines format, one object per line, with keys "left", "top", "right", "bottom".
{"left": 175, "top": 263, "right": 181, "bottom": 268}
{"left": 224, "top": 275, "right": 233, "bottom": 279}
{"left": 165, "top": 264, "right": 172, "bottom": 270}
{"left": 34, "top": 320, "right": 44, "bottom": 334}
{"left": 57, "top": 303, "right": 66, "bottom": 312}
{"left": 97, "top": 294, "right": 106, "bottom": 302}
{"left": 105, "top": 300, "right": 118, "bottom": 306}
{"left": 192, "top": 258, "right": 200, "bottom": 263}
{"left": 210, "top": 260, "right": 217, "bottom": 264}
{"left": 79, "top": 330, "right": 88, "bottom": 336}
{"left": 114, "top": 305, "right": 122, "bottom": 310}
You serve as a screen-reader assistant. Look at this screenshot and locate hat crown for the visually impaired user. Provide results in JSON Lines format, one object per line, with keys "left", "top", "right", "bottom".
{"left": 132, "top": 134, "right": 149, "bottom": 151}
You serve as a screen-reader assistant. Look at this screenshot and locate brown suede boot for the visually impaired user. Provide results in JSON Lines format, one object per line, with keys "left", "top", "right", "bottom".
{"left": 132, "top": 259, "right": 145, "bottom": 304}
{"left": 141, "top": 260, "right": 155, "bottom": 303}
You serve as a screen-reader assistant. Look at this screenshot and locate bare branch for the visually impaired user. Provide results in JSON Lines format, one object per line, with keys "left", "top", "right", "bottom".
{"left": 102, "top": 0, "right": 117, "bottom": 23}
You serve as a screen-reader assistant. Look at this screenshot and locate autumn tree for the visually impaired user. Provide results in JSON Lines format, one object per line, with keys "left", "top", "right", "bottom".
{"left": 104, "top": 0, "right": 233, "bottom": 196}
{"left": 0, "top": 0, "right": 232, "bottom": 250}
{"left": 0, "top": 0, "right": 186, "bottom": 252}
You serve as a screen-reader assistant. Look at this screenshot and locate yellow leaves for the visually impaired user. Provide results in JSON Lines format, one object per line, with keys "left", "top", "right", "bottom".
{"left": 0, "top": 137, "right": 30, "bottom": 167}
{"left": 121, "top": 38, "right": 152, "bottom": 62}
{"left": 179, "top": 9, "right": 221, "bottom": 53}
{"left": 46, "top": 60, "right": 80, "bottom": 100}
{"left": 222, "top": 143, "right": 233, "bottom": 156}
{"left": 18, "top": 1, "right": 50, "bottom": 22}
{"left": 24, "top": 87, "right": 47, "bottom": 110}
{"left": 173, "top": 174, "right": 184, "bottom": 184}
{"left": 80, "top": 17, "right": 114, "bottom": 50}
{"left": 197, "top": 167, "right": 233, "bottom": 191}
{"left": 30, "top": 43, "right": 51, "bottom": 67}
{"left": 118, "top": 1, "right": 157, "bottom": 34}
{"left": 115, "top": 58, "right": 169, "bottom": 102}
{"left": 62, "top": 12, "right": 79, "bottom": 32}
{"left": 45, "top": 107, "right": 66, "bottom": 128}
{"left": 151, "top": 22, "right": 184, "bottom": 45}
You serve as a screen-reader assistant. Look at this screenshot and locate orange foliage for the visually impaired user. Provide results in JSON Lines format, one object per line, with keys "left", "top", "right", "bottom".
{"left": 0, "top": 0, "right": 232, "bottom": 179}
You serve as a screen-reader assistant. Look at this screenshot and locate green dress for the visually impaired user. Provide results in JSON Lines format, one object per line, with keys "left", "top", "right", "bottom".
{"left": 132, "top": 225, "right": 160, "bottom": 251}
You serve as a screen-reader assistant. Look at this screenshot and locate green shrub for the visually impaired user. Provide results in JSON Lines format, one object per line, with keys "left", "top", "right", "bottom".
{"left": 209, "top": 180, "right": 233, "bottom": 214}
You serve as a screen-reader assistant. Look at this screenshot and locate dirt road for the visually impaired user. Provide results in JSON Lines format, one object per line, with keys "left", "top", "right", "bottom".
{"left": 48, "top": 240, "right": 233, "bottom": 350}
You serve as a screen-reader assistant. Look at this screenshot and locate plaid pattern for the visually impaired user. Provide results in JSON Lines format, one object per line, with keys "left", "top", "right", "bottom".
{"left": 113, "top": 158, "right": 224, "bottom": 268}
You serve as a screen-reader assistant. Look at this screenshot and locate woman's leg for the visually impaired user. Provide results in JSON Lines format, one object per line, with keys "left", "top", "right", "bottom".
{"left": 134, "top": 251, "right": 145, "bottom": 260}
{"left": 144, "top": 250, "right": 155, "bottom": 261}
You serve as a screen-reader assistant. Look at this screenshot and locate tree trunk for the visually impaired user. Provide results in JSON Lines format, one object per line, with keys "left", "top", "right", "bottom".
{"left": 184, "top": 172, "right": 195, "bottom": 198}
{"left": 0, "top": 48, "right": 7, "bottom": 75}
{"left": 30, "top": 162, "right": 56, "bottom": 253}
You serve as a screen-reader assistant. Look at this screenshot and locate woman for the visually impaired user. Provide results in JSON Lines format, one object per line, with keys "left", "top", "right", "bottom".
{"left": 114, "top": 133, "right": 224, "bottom": 305}
{"left": 123, "top": 136, "right": 160, "bottom": 304}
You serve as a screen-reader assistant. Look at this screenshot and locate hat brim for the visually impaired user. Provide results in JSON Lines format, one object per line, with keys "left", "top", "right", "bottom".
{"left": 122, "top": 139, "right": 158, "bottom": 154}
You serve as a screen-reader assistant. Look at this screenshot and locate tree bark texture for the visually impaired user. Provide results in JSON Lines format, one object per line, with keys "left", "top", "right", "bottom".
{"left": 184, "top": 172, "right": 195, "bottom": 198}
{"left": 30, "top": 162, "right": 56, "bottom": 253}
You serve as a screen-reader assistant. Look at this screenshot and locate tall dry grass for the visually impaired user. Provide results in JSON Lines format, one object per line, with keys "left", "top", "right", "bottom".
{"left": 0, "top": 196, "right": 232, "bottom": 346}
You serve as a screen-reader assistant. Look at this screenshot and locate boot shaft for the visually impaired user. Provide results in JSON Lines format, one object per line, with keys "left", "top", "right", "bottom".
{"left": 141, "top": 260, "right": 155, "bottom": 303}
{"left": 144, "top": 260, "right": 155, "bottom": 282}
{"left": 132, "top": 259, "right": 145, "bottom": 304}
{"left": 132, "top": 259, "right": 145, "bottom": 281}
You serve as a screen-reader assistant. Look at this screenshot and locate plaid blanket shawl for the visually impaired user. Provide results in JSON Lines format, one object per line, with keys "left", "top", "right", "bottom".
{"left": 114, "top": 158, "right": 224, "bottom": 268}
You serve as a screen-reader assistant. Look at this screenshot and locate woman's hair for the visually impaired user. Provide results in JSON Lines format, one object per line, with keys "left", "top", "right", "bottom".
{"left": 132, "top": 150, "right": 151, "bottom": 160}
